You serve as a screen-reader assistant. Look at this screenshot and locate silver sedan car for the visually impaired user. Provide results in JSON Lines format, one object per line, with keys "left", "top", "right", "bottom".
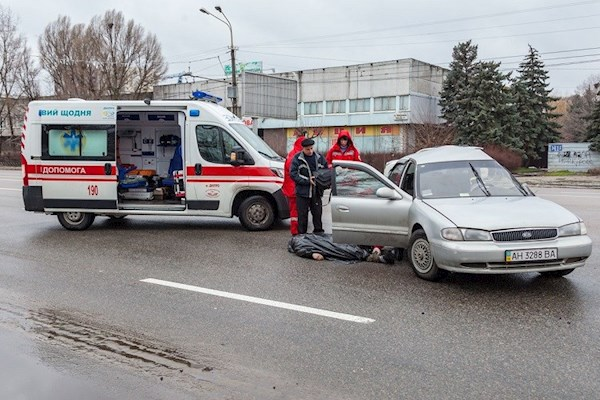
{"left": 331, "top": 146, "right": 592, "bottom": 281}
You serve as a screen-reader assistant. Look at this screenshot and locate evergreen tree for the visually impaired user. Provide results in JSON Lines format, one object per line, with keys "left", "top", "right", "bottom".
{"left": 585, "top": 84, "right": 600, "bottom": 151}
{"left": 459, "top": 60, "right": 521, "bottom": 149}
{"left": 440, "top": 41, "right": 520, "bottom": 150}
{"left": 439, "top": 40, "right": 478, "bottom": 136}
{"left": 513, "top": 45, "right": 561, "bottom": 164}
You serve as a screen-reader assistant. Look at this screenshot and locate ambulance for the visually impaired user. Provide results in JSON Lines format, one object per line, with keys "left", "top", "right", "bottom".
{"left": 21, "top": 99, "right": 289, "bottom": 231}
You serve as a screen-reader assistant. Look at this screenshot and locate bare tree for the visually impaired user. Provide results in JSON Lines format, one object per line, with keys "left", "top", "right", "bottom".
{"left": 411, "top": 123, "right": 456, "bottom": 152}
{"left": 409, "top": 101, "right": 455, "bottom": 152}
{"left": 557, "top": 74, "right": 600, "bottom": 142}
{"left": 0, "top": 6, "right": 39, "bottom": 159}
{"left": 39, "top": 10, "right": 167, "bottom": 99}
{"left": 39, "top": 16, "right": 105, "bottom": 98}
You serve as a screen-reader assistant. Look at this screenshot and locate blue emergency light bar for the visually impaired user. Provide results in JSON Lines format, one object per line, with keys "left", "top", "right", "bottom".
{"left": 192, "top": 90, "right": 223, "bottom": 103}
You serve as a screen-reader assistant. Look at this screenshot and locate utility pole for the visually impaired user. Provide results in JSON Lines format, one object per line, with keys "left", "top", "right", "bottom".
{"left": 200, "top": 6, "right": 239, "bottom": 116}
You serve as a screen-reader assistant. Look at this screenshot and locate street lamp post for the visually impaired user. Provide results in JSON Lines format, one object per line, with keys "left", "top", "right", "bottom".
{"left": 200, "top": 6, "right": 238, "bottom": 116}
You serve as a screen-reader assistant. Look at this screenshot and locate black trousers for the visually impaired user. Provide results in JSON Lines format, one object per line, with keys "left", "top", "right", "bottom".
{"left": 296, "top": 193, "right": 323, "bottom": 234}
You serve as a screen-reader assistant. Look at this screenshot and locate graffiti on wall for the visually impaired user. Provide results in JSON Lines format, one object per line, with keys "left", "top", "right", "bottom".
{"left": 286, "top": 125, "right": 403, "bottom": 153}
{"left": 557, "top": 150, "right": 593, "bottom": 167}
{"left": 548, "top": 143, "right": 600, "bottom": 171}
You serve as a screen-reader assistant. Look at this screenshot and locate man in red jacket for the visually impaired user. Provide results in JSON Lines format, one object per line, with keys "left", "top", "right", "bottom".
{"left": 326, "top": 129, "right": 361, "bottom": 166}
{"left": 282, "top": 133, "right": 306, "bottom": 235}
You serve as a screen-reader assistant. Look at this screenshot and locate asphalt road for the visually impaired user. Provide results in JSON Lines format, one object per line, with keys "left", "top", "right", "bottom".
{"left": 1, "top": 168, "right": 599, "bottom": 399}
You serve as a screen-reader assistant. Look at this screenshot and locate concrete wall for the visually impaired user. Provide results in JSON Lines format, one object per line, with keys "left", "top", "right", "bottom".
{"left": 548, "top": 142, "right": 600, "bottom": 171}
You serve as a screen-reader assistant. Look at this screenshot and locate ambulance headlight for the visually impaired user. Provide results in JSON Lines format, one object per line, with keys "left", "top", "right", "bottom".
{"left": 271, "top": 168, "right": 284, "bottom": 178}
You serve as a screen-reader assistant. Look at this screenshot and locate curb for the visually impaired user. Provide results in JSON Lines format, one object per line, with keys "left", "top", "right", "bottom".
{"left": 516, "top": 177, "right": 600, "bottom": 190}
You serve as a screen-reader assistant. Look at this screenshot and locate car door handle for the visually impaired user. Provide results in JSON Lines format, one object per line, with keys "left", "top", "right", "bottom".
{"left": 336, "top": 205, "right": 350, "bottom": 213}
{"left": 195, "top": 163, "right": 202, "bottom": 175}
{"left": 104, "top": 163, "right": 112, "bottom": 175}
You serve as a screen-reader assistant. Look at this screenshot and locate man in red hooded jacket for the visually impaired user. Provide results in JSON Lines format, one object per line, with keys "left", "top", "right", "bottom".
{"left": 282, "top": 134, "right": 306, "bottom": 235}
{"left": 326, "top": 129, "right": 361, "bottom": 166}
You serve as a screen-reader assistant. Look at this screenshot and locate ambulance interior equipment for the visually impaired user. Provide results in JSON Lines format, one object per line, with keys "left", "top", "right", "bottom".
{"left": 116, "top": 112, "right": 184, "bottom": 202}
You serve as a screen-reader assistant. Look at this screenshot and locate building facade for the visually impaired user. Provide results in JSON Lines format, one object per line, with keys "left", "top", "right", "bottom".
{"left": 154, "top": 58, "right": 448, "bottom": 156}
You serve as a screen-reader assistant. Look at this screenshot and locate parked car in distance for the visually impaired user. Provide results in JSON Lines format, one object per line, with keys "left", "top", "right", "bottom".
{"left": 331, "top": 146, "right": 592, "bottom": 281}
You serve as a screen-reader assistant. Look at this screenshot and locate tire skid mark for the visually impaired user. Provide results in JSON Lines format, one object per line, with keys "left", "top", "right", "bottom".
{"left": 0, "top": 302, "right": 214, "bottom": 383}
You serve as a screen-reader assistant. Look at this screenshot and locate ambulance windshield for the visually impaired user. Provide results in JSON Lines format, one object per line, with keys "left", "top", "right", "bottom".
{"left": 230, "top": 123, "right": 283, "bottom": 161}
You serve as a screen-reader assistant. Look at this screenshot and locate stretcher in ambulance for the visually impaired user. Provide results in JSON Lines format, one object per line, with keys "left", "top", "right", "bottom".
{"left": 21, "top": 99, "right": 289, "bottom": 231}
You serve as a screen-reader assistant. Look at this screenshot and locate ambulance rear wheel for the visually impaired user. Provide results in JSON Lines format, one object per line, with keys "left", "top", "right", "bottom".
{"left": 239, "top": 196, "right": 275, "bottom": 231}
{"left": 57, "top": 212, "right": 95, "bottom": 231}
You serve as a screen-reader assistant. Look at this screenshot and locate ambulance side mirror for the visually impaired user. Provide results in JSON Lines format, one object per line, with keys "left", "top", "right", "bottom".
{"left": 230, "top": 146, "right": 254, "bottom": 166}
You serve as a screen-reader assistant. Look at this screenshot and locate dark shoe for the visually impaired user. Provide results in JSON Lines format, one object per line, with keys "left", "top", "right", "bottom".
{"left": 381, "top": 250, "right": 396, "bottom": 264}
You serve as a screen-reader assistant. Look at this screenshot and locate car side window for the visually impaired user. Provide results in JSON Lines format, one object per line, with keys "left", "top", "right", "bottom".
{"left": 388, "top": 163, "right": 405, "bottom": 186}
{"left": 400, "top": 161, "right": 415, "bottom": 196}
{"left": 335, "top": 166, "right": 386, "bottom": 198}
{"left": 196, "top": 125, "right": 242, "bottom": 164}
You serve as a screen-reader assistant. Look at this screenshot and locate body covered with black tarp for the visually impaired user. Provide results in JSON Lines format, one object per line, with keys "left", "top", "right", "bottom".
{"left": 288, "top": 234, "right": 370, "bottom": 262}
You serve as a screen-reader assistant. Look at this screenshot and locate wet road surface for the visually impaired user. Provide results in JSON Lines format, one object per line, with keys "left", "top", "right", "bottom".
{"left": 1, "top": 169, "right": 599, "bottom": 399}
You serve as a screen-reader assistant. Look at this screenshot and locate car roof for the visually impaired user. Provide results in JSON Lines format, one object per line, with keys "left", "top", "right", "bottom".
{"left": 407, "top": 145, "right": 492, "bottom": 164}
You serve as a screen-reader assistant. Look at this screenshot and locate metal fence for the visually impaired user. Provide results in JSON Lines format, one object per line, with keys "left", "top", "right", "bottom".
{"left": 0, "top": 137, "right": 20, "bottom": 166}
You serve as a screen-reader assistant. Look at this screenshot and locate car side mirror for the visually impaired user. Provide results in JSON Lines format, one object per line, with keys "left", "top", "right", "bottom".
{"left": 376, "top": 187, "right": 402, "bottom": 200}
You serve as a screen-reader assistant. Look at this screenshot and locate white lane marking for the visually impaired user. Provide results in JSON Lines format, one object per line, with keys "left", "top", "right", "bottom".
{"left": 0, "top": 188, "right": 20, "bottom": 191}
{"left": 141, "top": 278, "right": 375, "bottom": 324}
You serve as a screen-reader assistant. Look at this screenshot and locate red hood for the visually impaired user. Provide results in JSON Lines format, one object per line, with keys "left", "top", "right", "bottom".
{"left": 291, "top": 136, "right": 305, "bottom": 153}
{"left": 337, "top": 130, "right": 353, "bottom": 145}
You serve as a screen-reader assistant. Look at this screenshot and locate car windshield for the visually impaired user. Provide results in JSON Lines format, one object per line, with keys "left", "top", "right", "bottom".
{"left": 417, "top": 160, "right": 525, "bottom": 199}
{"left": 229, "top": 123, "right": 283, "bottom": 160}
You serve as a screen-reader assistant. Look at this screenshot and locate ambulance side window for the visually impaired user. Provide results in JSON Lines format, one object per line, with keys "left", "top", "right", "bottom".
{"left": 41, "top": 124, "right": 115, "bottom": 161}
{"left": 195, "top": 125, "right": 242, "bottom": 164}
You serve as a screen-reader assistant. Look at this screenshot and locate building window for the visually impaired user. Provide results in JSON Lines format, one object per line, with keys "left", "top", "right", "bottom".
{"left": 326, "top": 100, "right": 346, "bottom": 114}
{"left": 349, "top": 98, "right": 370, "bottom": 113}
{"left": 374, "top": 96, "right": 395, "bottom": 112}
{"left": 398, "top": 95, "right": 409, "bottom": 111}
{"left": 304, "top": 101, "right": 322, "bottom": 115}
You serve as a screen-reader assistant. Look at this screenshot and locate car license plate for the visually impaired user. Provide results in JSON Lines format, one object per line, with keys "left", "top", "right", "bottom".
{"left": 505, "top": 248, "right": 557, "bottom": 262}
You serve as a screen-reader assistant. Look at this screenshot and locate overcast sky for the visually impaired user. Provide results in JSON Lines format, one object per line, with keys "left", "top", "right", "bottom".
{"left": 4, "top": 0, "right": 600, "bottom": 96}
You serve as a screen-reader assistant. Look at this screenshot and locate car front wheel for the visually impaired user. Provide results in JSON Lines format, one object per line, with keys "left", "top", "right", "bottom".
{"left": 408, "top": 229, "right": 448, "bottom": 281}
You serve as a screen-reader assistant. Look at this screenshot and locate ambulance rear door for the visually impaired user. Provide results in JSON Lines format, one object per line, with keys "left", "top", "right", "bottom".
{"left": 35, "top": 103, "right": 118, "bottom": 211}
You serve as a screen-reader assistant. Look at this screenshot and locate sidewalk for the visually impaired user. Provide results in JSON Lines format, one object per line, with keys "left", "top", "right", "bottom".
{"left": 516, "top": 175, "right": 600, "bottom": 189}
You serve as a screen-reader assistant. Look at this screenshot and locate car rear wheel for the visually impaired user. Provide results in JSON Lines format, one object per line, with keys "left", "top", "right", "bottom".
{"left": 408, "top": 229, "right": 448, "bottom": 281}
{"left": 539, "top": 268, "right": 575, "bottom": 278}
{"left": 238, "top": 195, "right": 275, "bottom": 231}
{"left": 57, "top": 212, "right": 95, "bottom": 231}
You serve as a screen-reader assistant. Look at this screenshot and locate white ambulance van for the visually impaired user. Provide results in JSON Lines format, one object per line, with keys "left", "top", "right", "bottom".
{"left": 21, "top": 99, "right": 289, "bottom": 231}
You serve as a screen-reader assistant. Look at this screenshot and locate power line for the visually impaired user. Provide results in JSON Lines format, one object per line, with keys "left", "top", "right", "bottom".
{"left": 244, "top": 0, "right": 600, "bottom": 47}
{"left": 248, "top": 13, "right": 600, "bottom": 49}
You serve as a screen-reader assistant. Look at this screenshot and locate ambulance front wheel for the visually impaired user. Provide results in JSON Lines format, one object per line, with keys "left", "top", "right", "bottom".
{"left": 57, "top": 212, "right": 96, "bottom": 231}
{"left": 239, "top": 196, "right": 275, "bottom": 231}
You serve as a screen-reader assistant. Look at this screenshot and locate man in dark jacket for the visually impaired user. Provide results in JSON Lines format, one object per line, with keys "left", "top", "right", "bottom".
{"left": 290, "top": 138, "right": 329, "bottom": 235}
